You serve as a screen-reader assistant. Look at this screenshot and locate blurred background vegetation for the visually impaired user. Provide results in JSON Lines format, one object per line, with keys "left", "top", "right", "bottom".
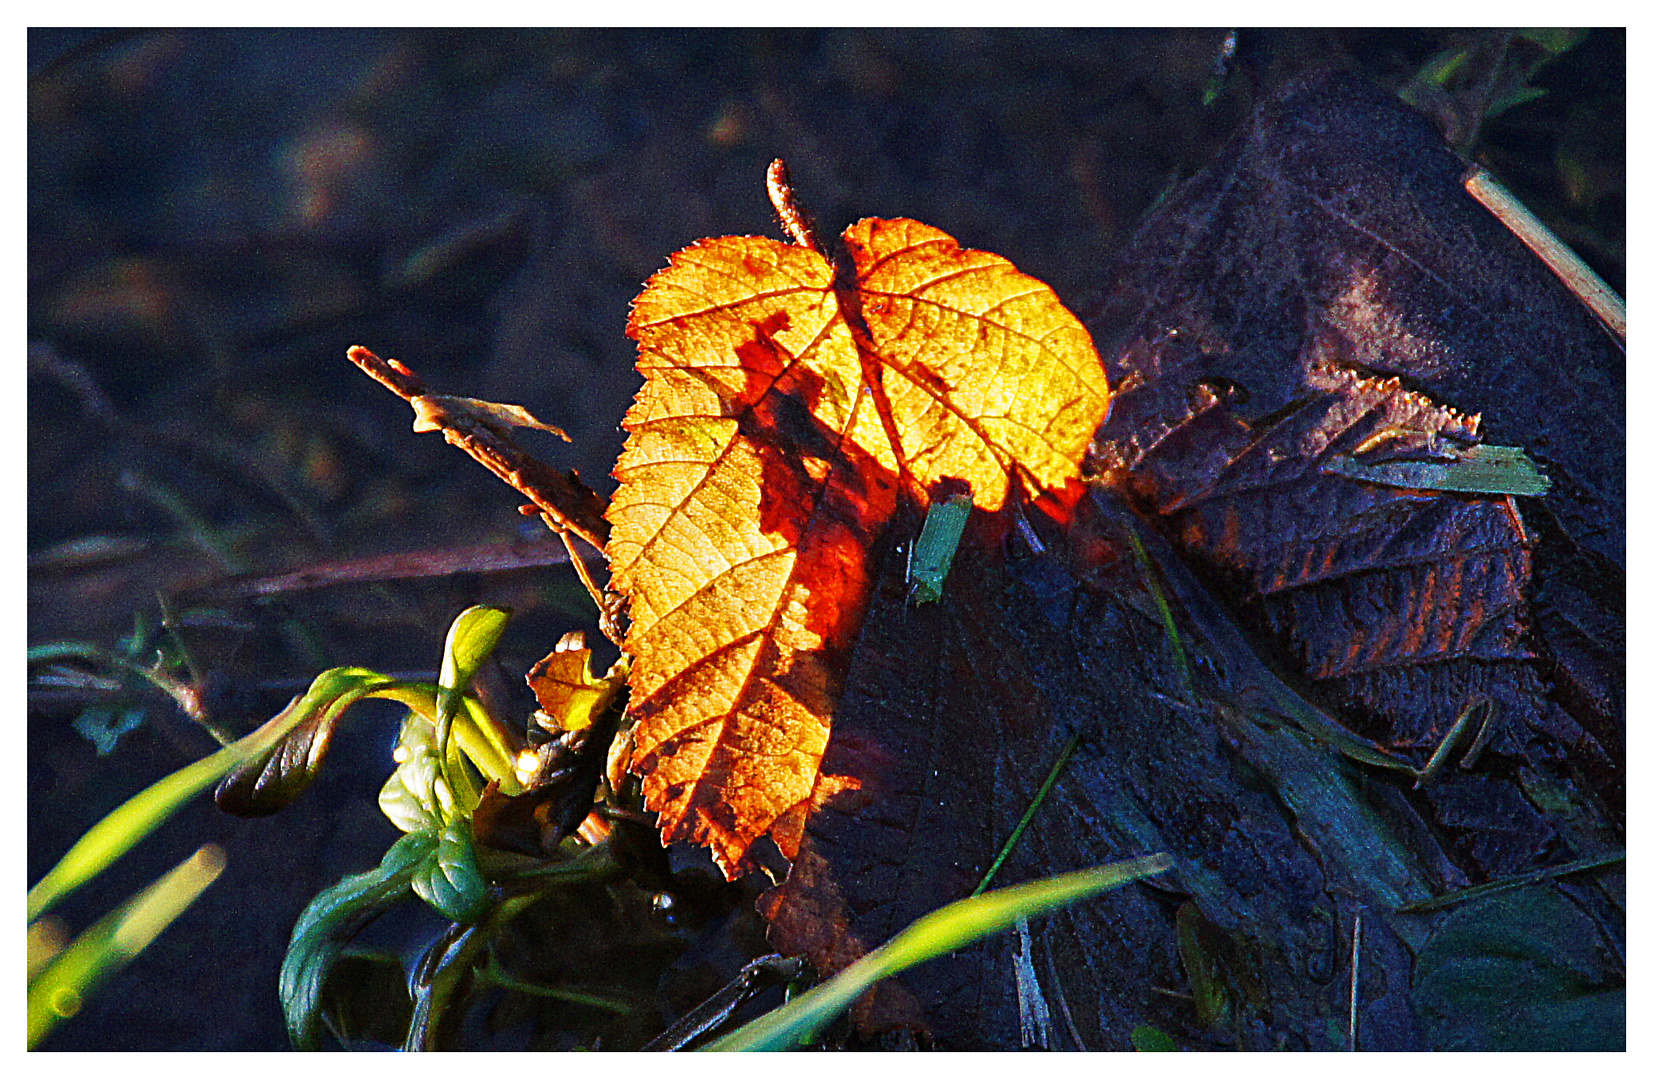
{"left": 27, "top": 28, "right": 1622, "bottom": 1049}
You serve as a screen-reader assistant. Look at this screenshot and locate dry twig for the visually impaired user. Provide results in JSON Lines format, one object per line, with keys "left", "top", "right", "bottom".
{"left": 346, "top": 346, "right": 620, "bottom": 638}
{"left": 347, "top": 346, "right": 609, "bottom": 550}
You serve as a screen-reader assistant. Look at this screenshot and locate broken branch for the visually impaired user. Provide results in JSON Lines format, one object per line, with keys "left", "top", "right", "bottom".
{"left": 346, "top": 346, "right": 610, "bottom": 554}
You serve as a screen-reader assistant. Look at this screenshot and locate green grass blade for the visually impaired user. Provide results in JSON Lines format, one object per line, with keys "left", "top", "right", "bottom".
{"left": 1397, "top": 850, "right": 1625, "bottom": 914}
{"left": 422, "top": 605, "right": 515, "bottom": 818}
{"left": 1125, "top": 526, "right": 1195, "bottom": 701}
{"left": 974, "top": 732, "right": 1081, "bottom": 895}
{"left": 706, "top": 853, "right": 1173, "bottom": 1051}
{"left": 28, "top": 845, "right": 225, "bottom": 1048}
{"left": 27, "top": 666, "right": 392, "bottom": 922}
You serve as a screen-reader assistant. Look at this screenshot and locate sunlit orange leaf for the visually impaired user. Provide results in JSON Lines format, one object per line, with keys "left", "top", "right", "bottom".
{"left": 525, "top": 631, "right": 620, "bottom": 734}
{"left": 607, "top": 215, "right": 1110, "bottom": 876}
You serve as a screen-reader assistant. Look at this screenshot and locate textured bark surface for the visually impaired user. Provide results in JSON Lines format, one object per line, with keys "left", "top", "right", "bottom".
{"left": 761, "top": 493, "right": 1450, "bottom": 1049}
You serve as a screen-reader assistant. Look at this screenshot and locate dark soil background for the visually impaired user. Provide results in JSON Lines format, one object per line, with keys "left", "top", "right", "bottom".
{"left": 27, "top": 28, "right": 1623, "bottom": 1051}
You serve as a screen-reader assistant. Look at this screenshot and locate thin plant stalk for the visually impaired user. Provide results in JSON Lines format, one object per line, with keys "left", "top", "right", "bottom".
{"left": 707, "top": 854, "right": 1173, "bottom": 1051}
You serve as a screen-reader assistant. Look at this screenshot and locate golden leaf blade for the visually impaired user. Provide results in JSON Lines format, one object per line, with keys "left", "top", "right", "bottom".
{"left": 845, "top": 218, "right": 1111, "bottom": 509}
{"left": 613, "top": 236, "right": 896, "bottom": 874}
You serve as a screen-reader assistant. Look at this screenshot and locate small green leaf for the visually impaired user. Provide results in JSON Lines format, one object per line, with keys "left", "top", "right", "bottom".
{"left": 1418, "top": 47, "right": 1471, "bottom": 89}
{"left": 1517, "top": 28, "right": 1588, "bottom": 54}
{"left": 1131, "top": 1025, "right": 1179, "bottom": 1051}
{"left": 380, "top": 709, "right": 482, "bottom": 831}
{"left": 281, "top": 831, "right": 435, "bottom": 1050}
{"left": 437, "top": 605, "right": 512, "bottom": 723}
{"left": 380, "top": 713, "right": 448, "bottom": 833}
{"left": 71, "top": 707, "right": 147, "bottom": 756}
{"left": 411, "top": 818, "right": 491, "bottom": 925}
{"left": 707, "top": 854, "right": 1173, "bottom": 1051}
{"left": 1411, "top": 885, "right": 1624, "bottom": 1051}
{"left": 377, "top": 771, "right": 438, "bottom": 835}
{"left": 906, "top": 492, "right": 972, "bottom": 605}
{"left": 434, "top": 605, "right": 512, "bottom": 783}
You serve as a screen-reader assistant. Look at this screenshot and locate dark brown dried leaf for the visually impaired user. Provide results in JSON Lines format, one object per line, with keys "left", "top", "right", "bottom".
{"left": 1084, "top": 71, "right": 1622, "bottom": 812}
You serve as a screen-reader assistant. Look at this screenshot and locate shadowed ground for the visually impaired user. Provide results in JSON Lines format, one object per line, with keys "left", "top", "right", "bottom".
{"left": 27, "top": 28, "right": 1622, "bottom": 1049}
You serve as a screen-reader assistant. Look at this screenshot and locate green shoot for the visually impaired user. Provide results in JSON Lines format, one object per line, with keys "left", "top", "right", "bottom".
{"left": 434, "top": 605, "right": 513, "bottom": 766}
{"left": 24, "top": 671, "right": 376, "bottom": 923}
{"left": 1413, "top": 699, "right": 1491, "bottom": 788}
{"left": 706, "top": 854, "right": 1173, "bottom": 1050}
{"left": 1125, "top": 525, "right": 1195, "bottom": 701}
{"left": 28, "top": 845, "right": 225, "bottom": 1048}
{"left": 280, "top": 831, "right": 435, "bottom": 1049}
